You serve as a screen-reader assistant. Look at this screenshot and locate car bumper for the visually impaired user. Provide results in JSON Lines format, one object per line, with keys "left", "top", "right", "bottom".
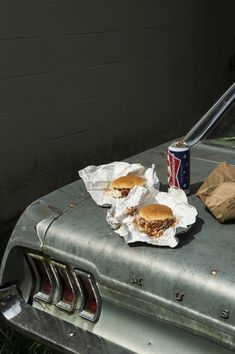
{"left": 0, "top": 284, "right": 133, "bottom": 354}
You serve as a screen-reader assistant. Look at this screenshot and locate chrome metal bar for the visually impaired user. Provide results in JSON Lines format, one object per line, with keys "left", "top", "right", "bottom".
{"left": 0, "top": 284, "right": 133, "bottom": 354}
{"left": 183, "top": 82, "right": 235, "bottom": 147}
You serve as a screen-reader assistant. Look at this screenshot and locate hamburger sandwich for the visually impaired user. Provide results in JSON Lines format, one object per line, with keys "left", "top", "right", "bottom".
{"left": 136, "top": 204, "right": 175, "bottom": 238}
{"left": 110, "top": 175, "right": 145, "bottom": 198}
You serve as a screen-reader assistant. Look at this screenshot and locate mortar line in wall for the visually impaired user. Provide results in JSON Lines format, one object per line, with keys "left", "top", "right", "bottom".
{"left": 0, "top": 88, "right": 224, "bottom": 157}
{"left": 0, "top": 73, "right": 227, "bottom": 121}
{"left": 0, "top": 45, "right": 228, "bottom": 83}
{"left": 0, "top": 127, "right": 201, "bottom": 195}
{"left": 0, "top": 168, "right": 76, "bottom": 194}
{"left": 0, "top": 54, "right": 161, "bottom": 82}
{"left": 0, "top": 20, "right": 219, "bottom": 41}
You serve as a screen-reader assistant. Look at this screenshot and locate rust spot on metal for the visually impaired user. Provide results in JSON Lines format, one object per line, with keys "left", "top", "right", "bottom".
{"left": 158, "top": 150, "right": 167, "bottom": 159}
{"left": 68, "top": 203, "right": 77, "bottom": 208}
{"left": 47, "top": 204, "right": 63, "bottom": 214}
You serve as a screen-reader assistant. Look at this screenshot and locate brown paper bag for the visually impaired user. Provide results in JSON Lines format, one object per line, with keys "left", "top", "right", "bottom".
{"left": 196, "top": 162, "right": 235, "bottom": 222}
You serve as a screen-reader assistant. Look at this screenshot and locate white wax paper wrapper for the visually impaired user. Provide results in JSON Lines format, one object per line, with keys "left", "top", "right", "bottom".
{"left": 107, "top": 187, "right": 197, "bottom": 248}
{"left": 78, "top": 161, "right": 159, "bottom": 207}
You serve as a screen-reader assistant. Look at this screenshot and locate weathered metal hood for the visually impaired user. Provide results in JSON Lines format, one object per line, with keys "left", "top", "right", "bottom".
{"left": 40, "top": 142, "right": 235, "bottom": 346}
{"left": 42, "top": 191, "right": 235, "bottom": 314}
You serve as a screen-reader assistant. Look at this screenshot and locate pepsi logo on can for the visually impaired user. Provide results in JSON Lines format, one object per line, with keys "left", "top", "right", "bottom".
{"left": 167, "top": 141, "right": 190, "bottom": 194}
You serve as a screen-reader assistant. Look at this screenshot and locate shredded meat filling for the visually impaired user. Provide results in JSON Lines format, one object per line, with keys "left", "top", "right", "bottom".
{"left": 137, "top": 217, "right": 175, "bottom": 237}
{"left": 113, "top": 187, "right": 131, "bottom": 198}
{"left": 126, "top": 206, "right": 138, "bottom": 216}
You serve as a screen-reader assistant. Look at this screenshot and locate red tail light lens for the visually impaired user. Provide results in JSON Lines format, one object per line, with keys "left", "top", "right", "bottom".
{"left": 27, "top": 252, "right": 101, "bottom": 321}
{"left": 81, "top": 275, "right": 97, "bottom": 313}
{"left": 50, "top": 261, "right": 78, "bottom": 312}
{"left": 27, "top": 253, "right": 55, "bottom": 303}
{"left": 74, "top": 269, "right": 101, "bottom": 322}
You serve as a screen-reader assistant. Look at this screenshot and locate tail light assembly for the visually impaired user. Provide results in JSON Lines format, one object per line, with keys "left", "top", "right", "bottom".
{"left": 27, "top": 252, "right": 101, "bottom": 322}
{"left": 27, "top": 253, "right": 55, "bottom": 303}
{"left": 50, "top": 260, "right": 79, "bottom": 313}
{"left": 75, "top": 269, "right": 100, "bottom": 322}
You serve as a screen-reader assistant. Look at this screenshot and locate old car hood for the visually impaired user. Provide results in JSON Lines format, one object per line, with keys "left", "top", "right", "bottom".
{"left": 40, "top": 142, "right": 235, "bottom": 342}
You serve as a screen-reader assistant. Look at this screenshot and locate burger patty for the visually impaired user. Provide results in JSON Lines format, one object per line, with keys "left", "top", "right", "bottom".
{"left": 137, "top": 217, "right": 175, "bottom": 237}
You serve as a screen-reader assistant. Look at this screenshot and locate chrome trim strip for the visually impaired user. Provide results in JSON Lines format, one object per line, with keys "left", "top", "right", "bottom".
{"left": 50, "top": 260, "right": 77, "bottom": 312}
{"left": 27, "top": 253, "right": 100, "bottom": 318}
{"left": 72, "top": 269, "right": 85, "bottom": 311}
{"left": 74, "top": 269, "right": 101, "bottom": 322}
{"left": 27, "top": 253, "right": 55, "bottom": 303}
{"left": 183, "top": 82, "right": 235, "bottom": 146}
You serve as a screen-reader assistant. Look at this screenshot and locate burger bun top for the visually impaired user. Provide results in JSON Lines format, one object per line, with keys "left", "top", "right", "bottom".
{"left": 138, "top": 204, "right": 173, "bottom": 221}
{"left": 110, "top": 175, "right": 145, "bottom": 189}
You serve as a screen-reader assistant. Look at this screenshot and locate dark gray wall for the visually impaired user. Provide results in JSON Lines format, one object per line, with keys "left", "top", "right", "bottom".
{"left": 0, "top": 1, "right": 235, "bottom": 222}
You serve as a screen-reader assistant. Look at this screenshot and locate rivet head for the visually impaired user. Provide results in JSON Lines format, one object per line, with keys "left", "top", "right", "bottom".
{"left": 220, "top": 309, "right": 229, "bottom": 320}
{"left": 69, "top": 332, "right": 76, "bottom": 337}
{"left": 211, "top": 270, "right": 217, "bottom": 276}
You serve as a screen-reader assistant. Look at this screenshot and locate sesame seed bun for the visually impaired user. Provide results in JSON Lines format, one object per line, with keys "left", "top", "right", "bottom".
{"left": 110, "top": 175, "right": 145, "bottom": 189}
{"left": 138, "top": 204, "right": 173, "bottom": 221}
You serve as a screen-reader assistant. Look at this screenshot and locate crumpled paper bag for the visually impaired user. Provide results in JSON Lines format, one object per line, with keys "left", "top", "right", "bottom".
{"left": 79, "top": 161, "right": 159, "bottom": 207}
{"left": 107, "top": 187, "right": 197, "bottom": 248}
{"left": 196, "top": 161, "right": 235, "bottom": 222}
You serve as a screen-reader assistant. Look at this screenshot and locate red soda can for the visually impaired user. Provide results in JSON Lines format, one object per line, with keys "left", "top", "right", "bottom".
{"left": 167, "top": 141, "right": 190, "bottom": 194}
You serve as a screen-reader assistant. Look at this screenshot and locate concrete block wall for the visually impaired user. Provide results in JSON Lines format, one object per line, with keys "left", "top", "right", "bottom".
{"left": 0, "top": 1, "right": 234, "bottom": 222}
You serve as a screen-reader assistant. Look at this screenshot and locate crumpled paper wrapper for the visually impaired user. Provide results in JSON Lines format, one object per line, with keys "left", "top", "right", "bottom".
{"left": 107, "top": 187, "right": 197, "bottom": 248}
{"left": 196, "top": 161, "right": 235, "bottom": 222}
{"left": 78, "top": 161, "right": 159, "bottom": 207}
